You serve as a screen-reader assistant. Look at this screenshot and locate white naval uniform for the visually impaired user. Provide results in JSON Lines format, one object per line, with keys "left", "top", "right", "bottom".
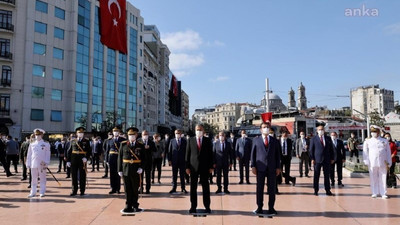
{"left": 26, "top": 139, "right": 51, "bottom": 196}
{"left": 363, "top": 137, "right": 392, "bottom": 196}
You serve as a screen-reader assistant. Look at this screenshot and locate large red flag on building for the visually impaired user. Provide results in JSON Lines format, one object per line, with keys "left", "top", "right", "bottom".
{"left": 100, "top": 0, "right": 127, "bottom": 54}
{"left": 261, "top": 112, "right": 273, "bottom": 124}
{"left": 171, "top": 75, "right": 178, "bottom": 97}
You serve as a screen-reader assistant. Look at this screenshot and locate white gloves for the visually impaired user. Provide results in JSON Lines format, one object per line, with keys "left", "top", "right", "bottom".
{"left": 67, "top": 162, "right": 71, "bottom": 167}
{"left": 118, "top": 172, "right": 123, "bottom": 177}
{"left": 40, "top": 162, "right": 48, "bottom": 169}
{"left": 137, "top": 168, "right": 143, "bottom": 174}
{"left": 82, "top": 158, "right": 87, "bottom": 163}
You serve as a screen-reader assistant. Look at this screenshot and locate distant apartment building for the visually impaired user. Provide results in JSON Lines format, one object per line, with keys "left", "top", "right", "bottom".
{"left": 351, "top": 85, "right": 395, "bottom": 117}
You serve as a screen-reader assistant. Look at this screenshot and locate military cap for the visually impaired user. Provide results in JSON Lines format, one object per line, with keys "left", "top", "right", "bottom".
{"left": 370, "top": 125, "right": 381, "bottom": 132}
{"left": 126, "top": 127, "right": 139, "bottom": 135}
{"left": 75, "top": 127, "right": 85, "bottom": 133}
{"left": 34, "top": 128, "right": 45, "bottom": 135}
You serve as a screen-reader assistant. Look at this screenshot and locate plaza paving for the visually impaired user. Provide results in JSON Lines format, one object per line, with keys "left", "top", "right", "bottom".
{"left": 0, "top": 158, "right": 399, "bottom": 225}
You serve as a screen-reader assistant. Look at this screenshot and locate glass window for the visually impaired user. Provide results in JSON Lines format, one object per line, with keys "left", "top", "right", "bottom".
{"left": 31, "top": 109, "right": 44, "bottom": 121}
{"left": 33, "top": 42, "right": 46, "bottom": 55}
{"left": 51, "top": 89, "right": 62, "bottom": 101}
{"left": 0, "top": 38, "right": 10, "bottom": 58}
{"left": 32, "top": 64, "right": 45, "bottom": 77}
{"left": 51, "top": 110, "right": 62, "bottom": 121}
{"left": 52, "top": 68, "right": 63, "bottom": 80}
{"left": 34, "top": 21, "right": 47, "bottom": 34}
{"left": 53, "top": 47, "right": 64, "bottom": 59}
{"left": 32, "top": 86, "right": 44, "bottom": 98}
{"left": 54, "top": 27, "right": 64, "bottom": 39}
{"left": 0, "top": 10, "right": 12, "bottom": 27}
{"left": 0, "top": 94, "right": 10, "bottom": 116}
{"left": 1, "top": 66, "right": 11, "bottom": 86}
{"left": 54, "top": 7, "right": 65, "bottom": 20}
{"left": 35, "top": 0, "right": 48, "bottom": 13}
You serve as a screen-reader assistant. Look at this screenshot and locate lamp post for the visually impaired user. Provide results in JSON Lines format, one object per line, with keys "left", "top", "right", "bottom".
{"left": 352, "top": 109, "right": 370, "bottom": 141}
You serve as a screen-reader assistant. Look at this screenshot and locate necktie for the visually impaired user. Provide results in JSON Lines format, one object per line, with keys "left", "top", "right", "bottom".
{"left": 178, "top": 139, "right": 180, "bottom": 148}
{"left": 197, "top": 138, "right": 201, "bottom": 151}
{"left": 264, "top": 136, "right": 268, "bottom": 148}
{"left": 283, "top": 140, "right": 286, "bottom": 155}
{"left": 320, "top": 136, "right": 324, "bottom": 147}
{"left": 222, "top": 142, "right": 224, "bottom": 152}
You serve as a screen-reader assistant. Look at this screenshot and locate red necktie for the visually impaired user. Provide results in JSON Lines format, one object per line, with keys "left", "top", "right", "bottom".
{"left": 320, "top": 136, "right": 324, "bottom": 147}
{"left": 264, "top": 136, "right": 268, "bottom": 148}
{"left": 197, "top": 138, "right": 201, "bottom": 151}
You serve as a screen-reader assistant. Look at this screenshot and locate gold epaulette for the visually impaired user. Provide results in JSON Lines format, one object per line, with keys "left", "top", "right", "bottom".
{"left": 138, "top": 140, "right": 143, "bottom": 144}
{"left": 121, "top": 140, "right": 128, "bottom": 144}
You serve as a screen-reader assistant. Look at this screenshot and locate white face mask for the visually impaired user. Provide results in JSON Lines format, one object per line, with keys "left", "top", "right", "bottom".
{"left": 331, "top": 136, "right": 337, "bottom": 141}
{"left": 77, "top": 133, "right": 84, "bottom": 138}
{"left": 113, "top": 132, "right": 119, "bottom": 137}
{"left": 219, "top": 136, "right": 225, "bottom": 141}
{"left": 262, "top": 128, "right": 269, "bottom": 134}
{"left": 351, "top": 135, "right": 355, "bottom": 138}
{"left": 195, "top": 131, "right": 203, "bottom": 138}
{"left": 157, "top": 137, "right": 161, "bottom": 141}
{"left": 300, "top": 135, "right": 305, "bottom": 139}
{"left": 317, "top": 130, "right": 324, "bottom": 136}
{"left": 35, "top": 135, "right": 42, "bottom": 141}
{"left": 371, "top": 132, "right": 378, "bottom": 138}
{"left": 129, "top": 135, "right": 136, "bottom": 142}
{"left": 241, "top": 134, "right": 246, "bottom": 138}
{"left": 230, "top": 136, "right": 234, "bottom": 139}
{"left": 175, "top": 134, "right": 181, "bottom": 139}
{"left": 142, "top": 135, "right": 148, "bottom": 140}
{"left": 385, "top": 137, "right": 390, "bottom": 141}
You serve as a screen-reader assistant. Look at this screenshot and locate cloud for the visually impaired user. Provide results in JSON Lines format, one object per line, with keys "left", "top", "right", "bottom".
{"left": 209, "top": 76, "right": 229, "bottom": 82}
{"left": 162, "top": 30, "right": 203, "bottom": 52}
{"left": 205, "top": 40, "right": 226, "bottom": 47}
{"left": 169, "top": 53, "right": 205, "bottom": 76}
{"left": 384, "top": 22, "right": 400, "bottom": 35}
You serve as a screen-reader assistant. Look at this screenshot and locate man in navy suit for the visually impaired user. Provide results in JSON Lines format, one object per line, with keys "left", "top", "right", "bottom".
{"left": 213, "top": 131, "right": 235, "bottom": 194}
{"left": 186, "top": 124, "right": 214, "bottom": 214}
{"left": 251, "top": 122, "right": 281, "bottom": 215}
{"left": 168, "top": 129, "right": 187, "bottom": 193}
{"left": 228, "top": 133, "right": 237, "bottom": 171}
{"left": 329, "top": 132, "right": 346, "bottom": 187}
{"left": 309, "top": 125, "right": 335, "bottom": 196}
{"left": 279, "top": 130, "right": 296, "bottom": 186}
{"left": 236, "top": 130, "right": 252, "bottom": 184}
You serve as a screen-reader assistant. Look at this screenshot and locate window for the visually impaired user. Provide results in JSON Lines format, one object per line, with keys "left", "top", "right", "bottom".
{"left": 34, "top": 21, "right": 47, "bottom": 34}
{"left": 0, "top": 10, "right": 13, "bottom": 31}
{"left": 51, "top": 89, "right": 62, "bottom": 101}
{"left": 0, "top": 94, "right": 10, "bottom": 116}
{"left": 0, "top": 38, "right": 11, "bottom": 58}
{"left": 51, "top": 110, "right": 62, "bottom": 121}
{"left": 54, "top": 27, "right": 64, "bottom": 39}
{"left": 35, "top": 0, "right": 48, "bottom": 13}
{"left": 33, "top": 42, "right": 46, "bottom": 55}
{"left": 53, "top": 47, "right": 64, "bottom": 59}
{"left": 52, "top": 68, "right": 63, "bottom": 80}
{"left": 31, "top": 109, "right": 44, "bottom": 121}
{"left": 32, "top": 86, "right": 44, "bottom": 98}
{"left": 54, "top": 7, "right": 65, "bottom": 20}
{"left": 1, "top": 66, "right": 11, "bottom": 86}
{"left": 32, "top": 64, "right": 45, "bottom": 77}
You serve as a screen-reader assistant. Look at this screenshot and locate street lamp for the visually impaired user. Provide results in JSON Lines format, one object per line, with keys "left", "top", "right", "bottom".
{"left": 352, "top": 109, "right": 370, "bottom": 141}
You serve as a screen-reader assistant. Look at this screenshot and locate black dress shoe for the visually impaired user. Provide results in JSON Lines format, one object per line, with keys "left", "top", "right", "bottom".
{"left": 326, "top": 191, "right": 333, "bottom": 196}
{"left": 102, "top": 175, "right": 108, "bottom": 178}
{"left": 181, "top": 189, "right": 188, "bottom": 194}
{"left": 56, "top": 170, "right": 61, "bottom": 173}
{"left": 205, "top": 208, "right": 212, "bottom": 214}
{"left": 133, "top": 207, "right": 141, "bottom": 212}
{"left": 300, "top": 174, "right": 303, "bottom": 177}
{"left": 224, "top": 190, "right": 231, "bottom": 194}
{"left": 169, "top": 189, "right": 176, "bottom": 194}
{"left": 292, "top": 178, "right": 296, "bottom": 186}
{"left": 80, "top": 192, "right": 85, "bottom": 196}
{"left": 239, "top": 181, "right": 243, "bottom": 184}
{"left": 109, "top": 191, "right": 116, "bottom": 194}
{"left": 189, "top": 208, "right": 196, "bottom": 214}
{"left": 215, "top": 189, "right": 222, "bottom": 194}
{"left": 21, "top": 178, "right": 27, "bottom": 181}
{"left": 66, "top": 176, "right": 70, "bottom": 178}
{"left": 70, "top": 192, "right": 77, "bottom": 196}
{"left": 91, "top": 170, "right": 94, "bottom": 172}
{"left": 314, "top": 192, "right": 318, "bottom": 196}
{"left": 210, "top": 180, "right": 214, "bottom": 184}
{"left": 268, "top": 208, "right": 277, "bottom": 215}
{"left": 246, "top": 181, "right": 251, "bottom": 184}
{"left": 254, "top": 208, "right": 263, "bottom": 214}
{"left": 338, "top": 183, "right": 344, "bottom": 187}
{"left": 117, "top": 190, "right": 121, "bottom": 194}
{"left": 27, "top": 185, "right": 31, "bottom": 188}
{"left": 123, "top": 207, "right": 133, "bottom": 213}
{"left": 145, "top": 190, "right": 150, "bottom": 194}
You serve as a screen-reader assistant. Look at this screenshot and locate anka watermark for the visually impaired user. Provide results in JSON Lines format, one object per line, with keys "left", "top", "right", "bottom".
{"left": 345, "top": 4, "right": 379, "bottom": 17}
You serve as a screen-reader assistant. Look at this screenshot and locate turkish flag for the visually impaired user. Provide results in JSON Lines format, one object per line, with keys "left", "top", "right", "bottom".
{"left": 100, "top": 0, "right": 127, "bottom": 54}
{"left": 171, "top": 75, "right": 178, "bottom": 97}
{"left": 261, "top": 112, "right": 273, "bottom": 124}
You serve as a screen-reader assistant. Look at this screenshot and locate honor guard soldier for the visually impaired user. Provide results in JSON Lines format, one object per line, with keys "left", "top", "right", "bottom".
{"left": 118, "top": 127, "right": 146, "bottom": 213}
{"left": 105, "top": 127, "right": 126, "bottom": 194}
{"left": 67, "top": 127, "right": 91, "bottom": 196}
{"left": 26, "top": 128, "right": 51, "bottom": 198}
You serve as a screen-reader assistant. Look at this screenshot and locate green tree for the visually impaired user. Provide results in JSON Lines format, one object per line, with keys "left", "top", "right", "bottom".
{"left": 77, "top": 112, "right": 87, "bottom": 129}
{"left": 202, "top": 123, "right": 218, "bottom": 137}
{"left": 369, "top": 110, "right": 384, "bottom": 127}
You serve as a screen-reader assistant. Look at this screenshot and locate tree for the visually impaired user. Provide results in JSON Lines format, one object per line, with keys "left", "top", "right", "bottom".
{"left": 104, "top": 111, "right": 122, "bottom": 132}
{"left": 77, "top": 113, "right": 87, "bottom": 129}
{"left": 369, "top": 110, "right": 384, "bottom": 127}
{"left": 202, "top": 123, "right": 218, "bottom": 137}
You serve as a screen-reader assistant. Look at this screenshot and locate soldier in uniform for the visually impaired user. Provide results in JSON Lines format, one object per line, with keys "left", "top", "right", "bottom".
{"left": 67, "top": 127, "right": 91, "bottom": 196}
{"left": 20, "top": 136, "right": 30, "bottom": 181}
{"left": 118, "top": 127, "right": 145, "bottom": 212}
{"left": 363, "top": 125, "right": 392, "bottom": 199}
{"left": 105, "top": 127, "right": 125, "bottom": 194}
{"left": 26, "top": 128, "right": 51, "bottom": 198}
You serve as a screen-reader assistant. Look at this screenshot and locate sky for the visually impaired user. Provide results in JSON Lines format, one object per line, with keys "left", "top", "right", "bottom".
{"left": 129, "top": 0, "right": 400, "bottom": 116}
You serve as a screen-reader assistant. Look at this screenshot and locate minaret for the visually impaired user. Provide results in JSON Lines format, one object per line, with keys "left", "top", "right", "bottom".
{"left": 297, "top": 82, "right": 307, "bottom": 110}
{"left": 288, "top": 87, "right": 296, "bottom": 108}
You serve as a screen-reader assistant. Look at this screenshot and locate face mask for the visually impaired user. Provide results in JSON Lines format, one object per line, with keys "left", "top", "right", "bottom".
{"left": 300, "top": 135, "right": 305, "bottom": 139}
{"left": 241, "top": 134, "right": 246, "bottom": 138}
{"left": 196, "top": 131, "right": 203, "bottom": 138}
{"left": 128, "top": 135, "right": 136, "bottom": 142}
{"left": 175, "top": 134, "right": 180, "bottom": 139}
{"left": 35, "top": 135, "right": 42, "bottom": 141}
{"left": 1, "top": 136, "right": 6, "bottom": 141}
{"left": 219, "top": 136, "right": 225, "bottom": 141}
{"left": 385, "top": 137, "right": 390, "bottom": 141}
{"left": 331, "top": 136, "right": 337, "bottom": 141}
{"left": 262, "top": 128, "right": 269, "bottom": 134}
{"left": 351, "top": 135, "right": 355, "bottom": 138}
{"left": 77, "top": 133, "right": 84, "bottom": 138}
{"left": 230, "top": 136, "right": 234, "bottom": 139}
{"left": 142, "top": 135, "right": 148, "bottom": 140}
{"left": 371, "top": 132, "right": 378, "bottom": 138}
{"left": 157, "top": 137, "right": 161, "bottom": 141}
{"left": 317, "top": 130, "right": 324, "bottom": 136}
{"left": 113, "top": 132, "right": 119, "bottom": 137}
{"left": 269, "top": 133, "right": 274, "bottom": 137}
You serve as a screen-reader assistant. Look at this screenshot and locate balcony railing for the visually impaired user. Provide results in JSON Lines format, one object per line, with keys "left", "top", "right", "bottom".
{"left": 0, "top": 0, "right": 15, "bottom": 5}
{"left": 1, "top": 79, "right": 11, "bottom": 87}
{"left": 0, "top": 22, "right": 14, "bottom": 32}
{"left": 0, "top": 51, "right": 12, "bottom": 60}
{"left": 0, "top": 109, "right": 10, "bottom": 116}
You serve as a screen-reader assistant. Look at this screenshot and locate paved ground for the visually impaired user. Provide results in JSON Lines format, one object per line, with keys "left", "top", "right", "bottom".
{"left": 0, "top": 158, "right": 399, "bottom": 225}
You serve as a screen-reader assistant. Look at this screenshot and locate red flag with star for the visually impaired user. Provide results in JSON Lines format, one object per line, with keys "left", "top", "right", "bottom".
{"left": 100, "top": 0, "right": 127, "bottom": 54}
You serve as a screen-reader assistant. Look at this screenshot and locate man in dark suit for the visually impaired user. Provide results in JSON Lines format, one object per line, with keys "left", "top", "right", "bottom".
{"left": 296, "top": 131, "right": 310, "bottom": 177}
{"left": 279, "top": 130, "right": 296, "bottom": 186}
{"left": 213, "top": 131, "right": 234, "bottom": 194}
{"left": 228, "top": 133, "right": 237, "bottom": 171}
{"left": 56, "top": 138, "right": 66, "bottom": 173}
{"left": 251, "top": 122, "right": 281, "bottom": 215}
{"left": 91, "top": 136, "right": 102, "bottom": 172}
{"left": 186, "top": 124, "right": 214, "bottom": 214}
{"left": 329, "top": 132, "right": 346, "bottom": 187}
{"left": 104, "top": 127, "right": 126, "bottom": 194}
{"left": 139, "top": 130, "right": 155, "bottom": 194}
{"left": 236, "top": 130, "right": 252, "bottom": 184}
{"left": 168, "top": 129, "right": 187, "bottom": 193}
{"left": 309, "top": 125, "right": 335, "bottom": 196}
{"left": 102, "top": 132, "right": 112, "bottom": 178}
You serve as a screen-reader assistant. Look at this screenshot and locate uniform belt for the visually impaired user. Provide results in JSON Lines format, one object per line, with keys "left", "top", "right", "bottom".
{"left": 72, "top": 151, "right": 86, "bottom": 154}
{"left": 109, "top": 151, "right": 119, "bottom": 154}
{"left": 123, "top": 159, "right": 141, "bottom": 164}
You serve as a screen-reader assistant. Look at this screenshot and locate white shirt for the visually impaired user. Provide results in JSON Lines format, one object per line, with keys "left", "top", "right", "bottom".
{"left": 363, "top": 137, "right": 392, "bottom": 168}
{"left": 26, "top": 140, "right": 51, "bottom": 169}
{"left": 281, "top": 138, "right": 287, "bottom": 155}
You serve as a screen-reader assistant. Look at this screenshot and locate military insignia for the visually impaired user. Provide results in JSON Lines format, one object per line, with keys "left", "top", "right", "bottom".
{"left": 138, "top": 140, "right": 143, "bottom": 144}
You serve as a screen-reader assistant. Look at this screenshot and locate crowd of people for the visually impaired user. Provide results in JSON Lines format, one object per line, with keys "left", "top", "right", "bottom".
{"left": 0, "top": 122, "right": 398, "bottom": 215}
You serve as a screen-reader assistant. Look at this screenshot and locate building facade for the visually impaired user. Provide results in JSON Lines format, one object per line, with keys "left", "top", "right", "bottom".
{"left": 181, "top": 90, "right": 189, "bottom": 133}
{"left": 351, "top": 85, "right": 395, "bottom": 118}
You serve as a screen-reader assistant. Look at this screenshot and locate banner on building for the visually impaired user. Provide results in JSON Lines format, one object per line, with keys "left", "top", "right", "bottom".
{"left": 100, "top": 0, "right": 127, "bottom": 54}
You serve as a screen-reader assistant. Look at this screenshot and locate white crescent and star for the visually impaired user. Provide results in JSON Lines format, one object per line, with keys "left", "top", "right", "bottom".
{"left": 108, "top": 0, "right": 121, "bottom": 26}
